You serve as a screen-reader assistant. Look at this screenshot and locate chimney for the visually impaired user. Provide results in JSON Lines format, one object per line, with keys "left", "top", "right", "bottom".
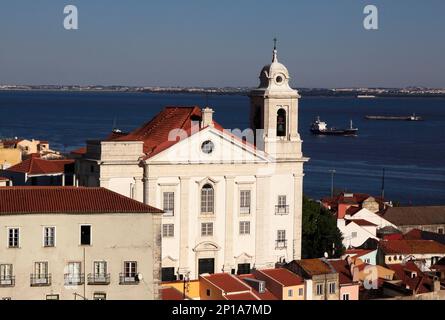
{"left": 202, "top": 107, "right": 214, "bottom": 128}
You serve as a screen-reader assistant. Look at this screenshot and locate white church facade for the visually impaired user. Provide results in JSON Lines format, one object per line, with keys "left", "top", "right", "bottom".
{"left": 76, "top": 46, "right": 308, "bottom": 280}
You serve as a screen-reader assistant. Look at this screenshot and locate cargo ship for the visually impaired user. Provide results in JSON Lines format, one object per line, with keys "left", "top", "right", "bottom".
{"left": 365, "top": 113, "right": 422, "bottom": 121}
{"left": 310, "top": 117, "right": 358, "bottom": 136}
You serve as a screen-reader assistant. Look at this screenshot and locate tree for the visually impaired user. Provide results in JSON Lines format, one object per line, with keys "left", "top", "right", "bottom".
{"left": 302, "top": 196, "right": 345, "bottom": 259}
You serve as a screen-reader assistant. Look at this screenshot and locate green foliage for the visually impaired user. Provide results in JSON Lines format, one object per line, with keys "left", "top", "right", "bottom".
{"left": 302, "top": 196, "right": 345, "bottom": 259}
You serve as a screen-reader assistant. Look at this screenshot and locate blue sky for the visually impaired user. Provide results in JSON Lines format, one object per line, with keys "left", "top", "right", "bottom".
{"left": 0, "top": 0, "right": 444, "bottom": 87}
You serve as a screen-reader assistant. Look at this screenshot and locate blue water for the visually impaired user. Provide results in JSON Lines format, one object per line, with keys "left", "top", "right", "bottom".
{"left": 0, "top": 91, "right": 444, "bottom": 205}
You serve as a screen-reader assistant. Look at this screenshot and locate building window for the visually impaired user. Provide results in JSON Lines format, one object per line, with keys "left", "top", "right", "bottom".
{"left": 201, "top": 184, "right": 214, "bottom": 214}
{"left": 288, "top": 289, "right": 293, "bottom": 297}
{"left": 237, "top": 263, "right": 251, "bottom": 275}
{"left": 201, "top": 223, "right": 213, "bottom": 237}
{"left": 276, "top": 196, "right": 289, "bottom": 215}
{"left": 65, "top": 262, "right": 83, "bottom": 285}
{"left": 8, "top": 228, "right": 19, "bottom": 248}
{"left": 299, "top": 288, "right": 304, "bottom": 296}
{"left": 239, "top": 221, "right": 251, "bottom": 235}
{"left": 31, "top": 262, "right": 50, "bottom": 286}
{"left": 161, "top": 267, "right": 177, "bottom": 282}
{"left": 206, "top": 289, "right": 211, "bottom": 297}
{"left": 46, "top": 295, "right": 59, "bottom": 300}
{"left": 328, "top": 282, "right": 336, "bottom": 294}
{"left": 276, "top": 108, "right": 287, "bottom": 137}
{"left": 88, "top": 261, "right": 110, "bottom": 285}
{"left": 80, "top": 225, "right": 91, "bottom": 245}
{"left": 316, "top": 283, "right": 324, "bottom": 296}
{"left": 162, "top": 224, "right": 175, "bottom": 238}
{"left": 0, "top": 264, "right": 14, "bottom": 287}
{"left": 43, "top": 227, "right": 55, "bottom": 247}
{"left": 276, "top": 230, "right": 287, "bottom": 248}
{"left": 120, "top": 261, "right": 138, "bottom": 285}
{"left": 240, "top": 190, "right": 251, "bottom": 214}
{"left": 163, "top": 192, "right": 175, "bottom": 216}
{"left": 93, "top": 292, "right": 107, "bottom": 300}
{"left": 438, "top": 228, "right": 444, "bottom": 234}
{"left": 342, "top": 293, "right": 350, "bottom": 300}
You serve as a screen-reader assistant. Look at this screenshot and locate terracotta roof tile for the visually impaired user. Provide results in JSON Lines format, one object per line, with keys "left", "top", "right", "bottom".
{"left": 292, "top": 259, "right": 336, "bottom": 276}
{"left": 329, "top": 259, "right": 356, "bottom": 285}
{"left": 383, "top": 206, "right": 445, "bottom": 226}
{"left": 224, "top": 292, "right": 259, "bottom": 300}
{"left": 0, "top": 187, "right": 163, "bottom": 214}
{"left": 347, "top": 219, "right": 378, "bottom": 227}
{"left": 257, "top": 268, "right": 304, "bottom": 286}
{"left": 161, "top": 287, "right": 186, "bottom": 300}
{"left": 6, "top": 158, "right": 74, "bottom": 175}
{"left": 202, "top": 273, "right": 251, "bottom": 293}
{"left": 380, "top": 240, "right": 445, "bottom": 255}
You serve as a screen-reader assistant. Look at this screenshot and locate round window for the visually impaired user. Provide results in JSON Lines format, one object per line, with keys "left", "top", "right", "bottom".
{"left": 276, "top": 76, "right": 283, "bottom": 83}
{"left": 201, "top": 140, "right": 215, "bottom": 154}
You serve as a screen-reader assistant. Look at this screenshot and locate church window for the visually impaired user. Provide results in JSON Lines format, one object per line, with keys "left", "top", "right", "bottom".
{"left": 277, "top": 108, "right": 287, "bottom": 137}
{"left": 201, "top": 184, "right": 214, "bottom": 214}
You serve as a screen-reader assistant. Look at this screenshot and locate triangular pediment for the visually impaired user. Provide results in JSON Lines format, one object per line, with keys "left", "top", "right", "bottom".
{"left": 146, "top": 126, "right": 271, "bottom": 164}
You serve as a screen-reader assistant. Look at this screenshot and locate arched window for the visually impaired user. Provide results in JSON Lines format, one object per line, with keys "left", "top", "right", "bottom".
{"left": 277, "top": 108, "right": 287, "bottom": 137}
{"left": 201, "top": 184, "right": 214, "bottom": 214}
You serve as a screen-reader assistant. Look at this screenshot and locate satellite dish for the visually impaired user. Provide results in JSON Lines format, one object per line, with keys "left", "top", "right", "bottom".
{"left": 324, "top": 252, "right": 329, "bottom": 258}
{"left": 137, "top": 273, "right": 143, "bottom": 281}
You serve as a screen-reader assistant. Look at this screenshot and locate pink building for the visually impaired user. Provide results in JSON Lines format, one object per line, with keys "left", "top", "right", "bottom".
{"left": 329, "top": 259, "right": 360, "bottom": 300}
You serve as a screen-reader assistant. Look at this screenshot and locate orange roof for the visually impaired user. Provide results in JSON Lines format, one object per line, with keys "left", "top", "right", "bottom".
{"left": 224, "top": 292, "right": 259, "bottom": 300}
{"left": 293, "top": 259, "right": 335, "bottom": 276}
{"left": 201, "top": 273, "right": 251, "bottom": 293}
{"left": 344, "top": 249, "right": 373, "bottom": 258}
{"left": 329, "top": 260, "right": 357, "bottom": 285}
{"left": 237, "top": 274, "right": 279, "bottom": 300}
{"left": 380, "top": 240, "right": 445, "bottom": 254}
{"left": 257, "top": 268, "right": 304, "bottom": 286}
{"left": 109, "top": 106, "right": 257, "bottom": 160}
{"left": 0, "top": 187, "right": 163, "bottom": 214}
{"left": 161, "top": 287, "right": 186, "bottom": 300}
{"left": 347, "top": 219, "right": 377, "bottom": 227}
{"left": 6, "top": 158, "right": 74, "bottom": 176}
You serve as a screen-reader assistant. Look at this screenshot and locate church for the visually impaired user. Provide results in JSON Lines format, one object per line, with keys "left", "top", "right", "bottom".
{"left": 76, "top": 45, "right": 308, "bottom": 280}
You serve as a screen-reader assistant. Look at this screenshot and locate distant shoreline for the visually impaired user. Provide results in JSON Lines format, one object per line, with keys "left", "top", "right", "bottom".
{"left": 1, "top": 88, "right": 445, "bottom": 98}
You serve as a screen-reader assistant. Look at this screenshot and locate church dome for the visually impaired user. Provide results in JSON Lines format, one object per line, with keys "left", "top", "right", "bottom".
{"left": 258, "top": 47, "right": 291, "bottom": 89}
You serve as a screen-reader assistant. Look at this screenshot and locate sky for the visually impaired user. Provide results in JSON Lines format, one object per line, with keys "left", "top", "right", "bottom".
{"left": 0, "top": 0, "right": 444, "bottom": 88}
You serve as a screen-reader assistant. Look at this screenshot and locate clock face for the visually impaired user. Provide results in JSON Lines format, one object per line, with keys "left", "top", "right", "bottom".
{"left": 201, "top": 140, "right": 215, "bottom": 154}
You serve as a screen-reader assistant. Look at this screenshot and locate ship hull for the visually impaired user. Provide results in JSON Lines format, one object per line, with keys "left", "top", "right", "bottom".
{"left": 310, "top": 128, "right": 358, "bottom": 136}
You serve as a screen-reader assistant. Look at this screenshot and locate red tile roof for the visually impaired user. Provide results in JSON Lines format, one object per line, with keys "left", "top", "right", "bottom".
{"left": 380, "top": 240, "right": 445, "bottom": 255}
{"left": 108, "top": 106, "right": 257, "bottom": 160}
{"left": 110, "top": 106, "right": 202, "bottom": 158}
{"left": 344, "top": 249, "right": 373, "bottom": 257}
{"left": 292, "top": 259, "right": 336, "bottom": 276}
{"left": 347, "top": 219, "right": 378, "bottom": 227}
{"left": 161, "top": 287, "right": 186, "bottom": 300}
{"left": 224, "top": 292, "right": 259, "bottom": 300}
{"left": 0, "top": 187, "right": 163, "bottom": 214}
{"left": 257, "top": 268, "right": 304, "bottom": 286}
{"left": 329, "top": 260, "right": 357, "bottom": 285}
{"left": 386, "top": 262, "right": 432, "bottom": 294}
{"left": 201, "top": 273, "right": 251, "bottom": 293}
{"left": 6, "top": 158, "right": 74, "bottom": 175}
{"left": 237, "top": 274, "right": 279, "bottom": 300}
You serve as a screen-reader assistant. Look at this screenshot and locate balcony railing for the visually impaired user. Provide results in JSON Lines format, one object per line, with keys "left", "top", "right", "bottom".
{"left": 30, "top": 274, "right": 52, "bottom": 287}
{"left": 275, "top": 205, "right": 289, "bottom": 215}
{"left": 275, "top": 240, "right": 288, "bottom": 249}
{"left": 0, "top": 276, "right": 15, "bottom": 287}
{"left": 64, "top": 274, "right": 85, "bottom": 286}
{"left": 119, "top": 273, "right": 139, "bottom": 285}
{"left": 87, "top": 273, "right": 111, "bottom": 285}
{"left": 240, "top": 206, "right": 251, "bottom": 214}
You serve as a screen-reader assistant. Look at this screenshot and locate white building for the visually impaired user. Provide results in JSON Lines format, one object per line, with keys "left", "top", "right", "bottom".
{"left": 0, "top": 187, "right": 162, "bottom": 300}
{"left": 76, "top": 46, "right": 308, "bottom": 280}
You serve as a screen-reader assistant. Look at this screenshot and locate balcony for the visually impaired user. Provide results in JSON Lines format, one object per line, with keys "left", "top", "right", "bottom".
{"left": 275, "top": 205, "right": 289, "bottom": 215}
{"left": 163, "top": 209, "right": 174, "bottom": 217}
{"left": 240, "top": 206, "right": 251, "bottom": 214}
{"left": 0, "top": 276, "right": 15, "bottom": 287}
{"left": 275, "top": 240, "right": 288, "bottom": 249}
{"left": 119, "top": 273, "right": 139, "bottom": 285}
{"left": 87, "top": 273, "right": 111, "bottom": 285}
{"left": 30, "top": 274, "right": 52, "bottom": 287}
{"left": 64, "top": 274, "right": 85, "bottom": 286}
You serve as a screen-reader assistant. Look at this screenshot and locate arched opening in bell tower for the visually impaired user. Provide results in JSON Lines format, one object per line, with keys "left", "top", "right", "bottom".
{"left": 277, "top": 108, "right": 287, "bottom": 137}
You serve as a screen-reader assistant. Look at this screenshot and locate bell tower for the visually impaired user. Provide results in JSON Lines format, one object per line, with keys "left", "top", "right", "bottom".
{"left": 249, "top": 40, "right": 302, "bottom": 160}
